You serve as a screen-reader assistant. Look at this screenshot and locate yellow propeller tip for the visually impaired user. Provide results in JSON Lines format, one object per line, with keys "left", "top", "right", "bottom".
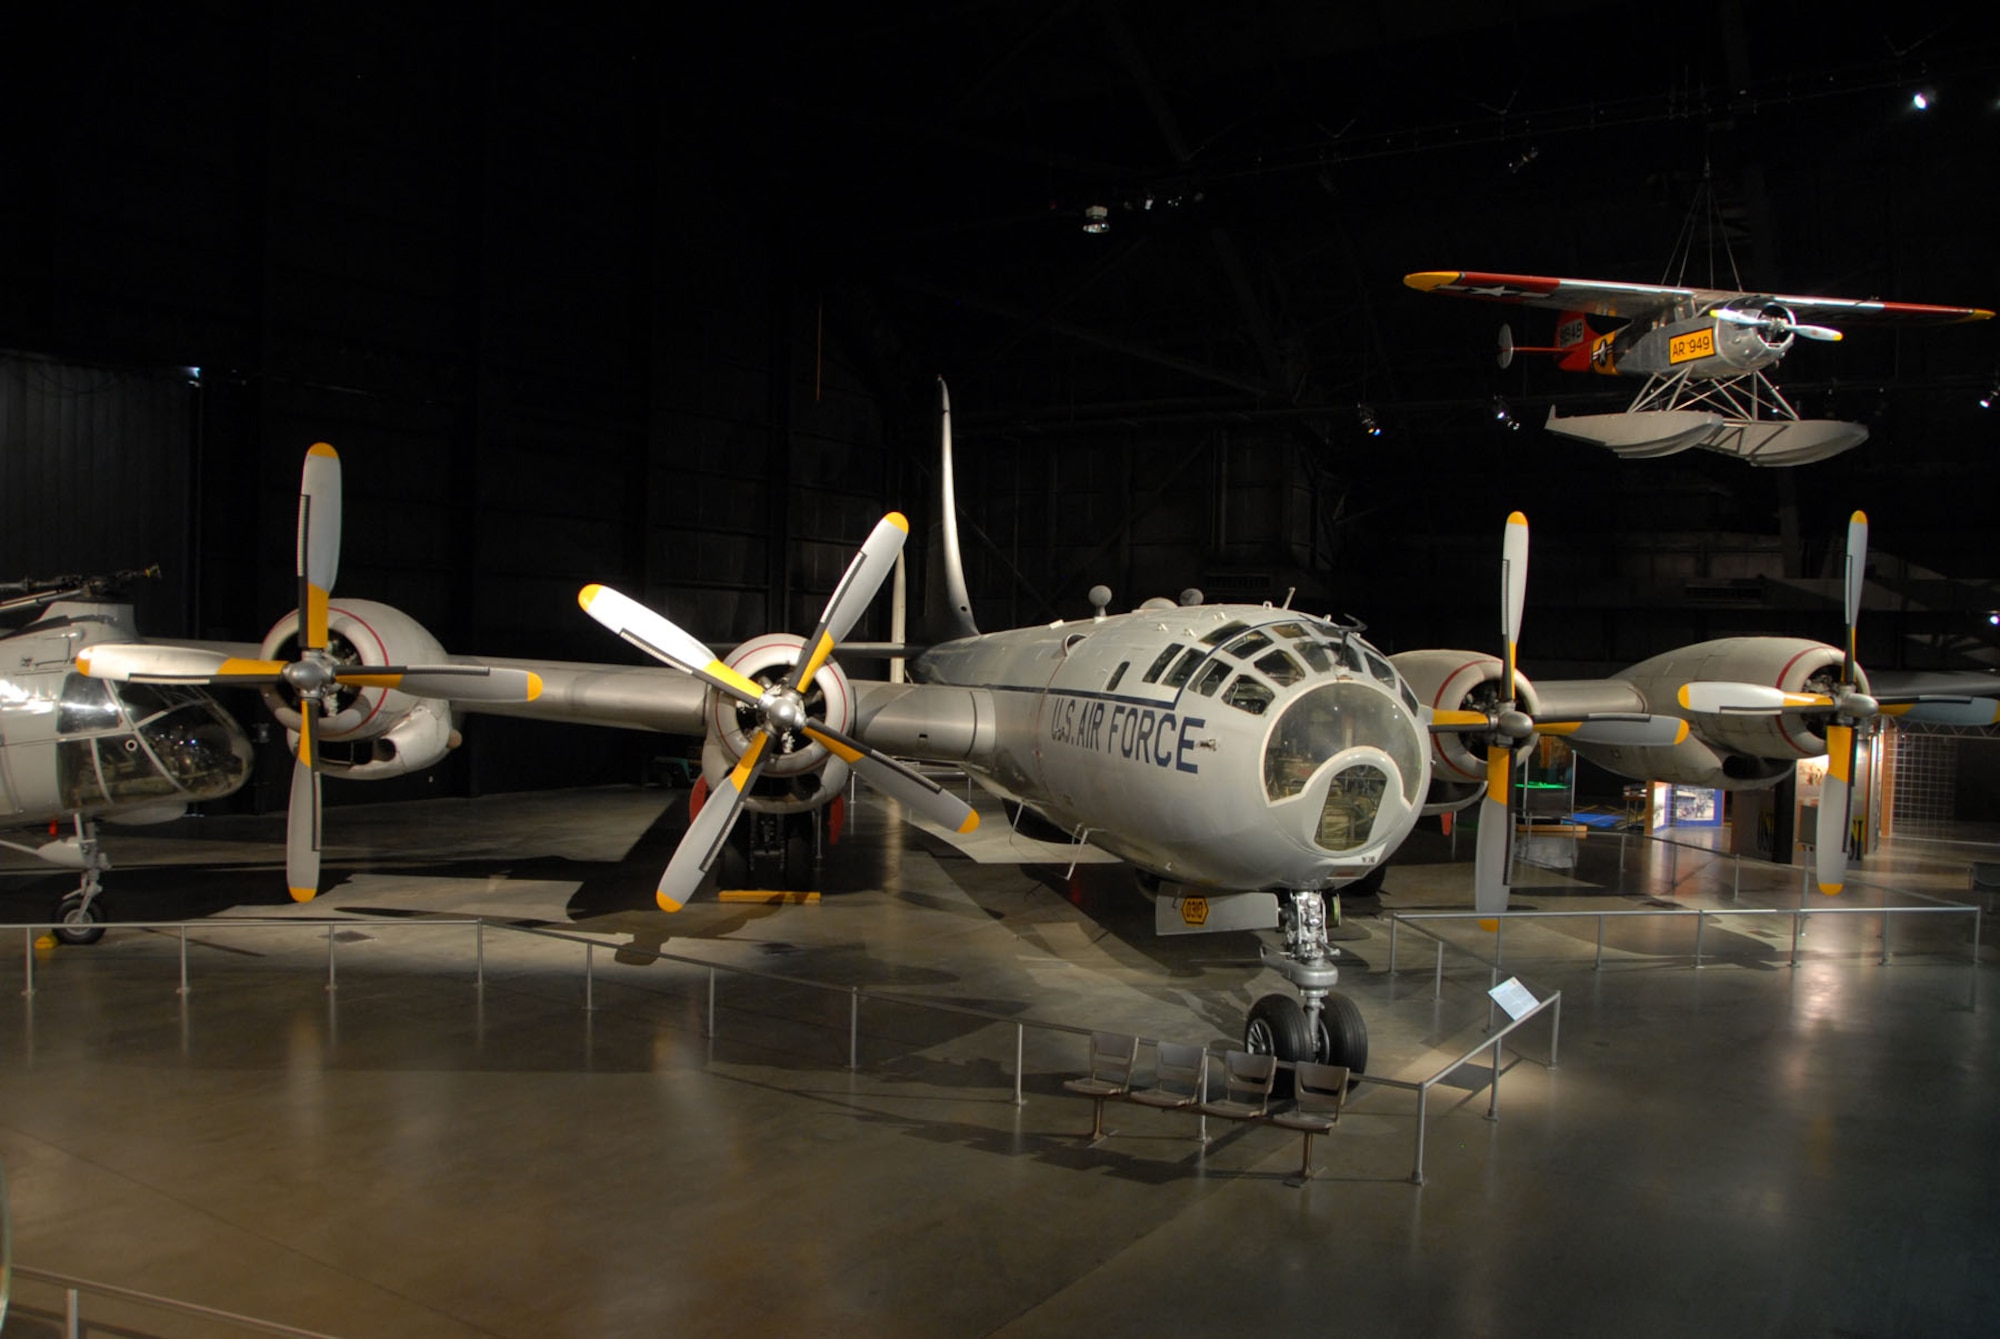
{"left": 958, "top": 812, "right": 981, "bottom": 835}
{"left": 525, "top": 672, "right": 544, "bottom": 702}
{"left": 578, "top": 584, "right": 603, "bottom": 609}
{"left": 307, "top": 441, "right": 338, "bottom": 459}
{"left": 886, "top": 511, "right": 910, "bottom": 533}
{"left": 1850, "top": 509, "right": 1867, "bottom": 525}
{"left": 1506, "top": 511, "right": 1527, "bottom": 527}
{"left": 1816, "top": 884, "right": 1843, "bottom": 898}
{"left": 289, "top": 887, "right": 317, "bottom": 904}
{"left": 1477, "top": 918, "right": 1500, "bottom": 933}
{"left": 656, "top": 892, "right": 684, "bottom": 913}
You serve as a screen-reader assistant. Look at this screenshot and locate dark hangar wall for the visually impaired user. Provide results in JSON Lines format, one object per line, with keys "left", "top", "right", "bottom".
{"left": 3, "top": 4, "right": 1997, "bottom": 807}
{"left": 1, "top": 6, "right": 919, "bottom": 801}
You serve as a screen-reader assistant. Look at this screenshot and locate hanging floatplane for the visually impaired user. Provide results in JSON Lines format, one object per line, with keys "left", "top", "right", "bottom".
{"left": 1404, "top": 270, "right": 1992, "bottom": 465}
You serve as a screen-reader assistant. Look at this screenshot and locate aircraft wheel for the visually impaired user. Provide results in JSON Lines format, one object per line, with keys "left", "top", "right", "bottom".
{"left": 1313, "top": 989, "right": 1369, "bottom": 1078}
{"left": 1245, "top": 993, "right": 1314, "bottom": 1096}
{"left": 55, "top": 892, "right": 107, "bottom": 946}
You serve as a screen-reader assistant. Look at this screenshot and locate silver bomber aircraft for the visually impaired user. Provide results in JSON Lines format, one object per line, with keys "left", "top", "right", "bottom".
{"left": 72, "top": 389, "right": 2000, "bottom": 1078}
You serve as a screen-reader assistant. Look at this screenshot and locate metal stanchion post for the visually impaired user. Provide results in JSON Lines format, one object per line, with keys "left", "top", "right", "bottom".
{"left": 325, "top": 925, "right": 337, "bottom": 994}
{"left": 1486, "top": 1036, "right": 1502, "bottom": 1120}
{"left": 848, "top": 987, "right": 860, "bottom": 1071}
{"left": 1433, "top": 937, "right": 1444, "bottom": 1001}
{"left": 1594, "top": 914, "right": 1605, "bottom": 971}
{"left": 1694, "top": 910, "right": 1705, "bottom": 969}
{"left": 1013, "top": 1023, "right": 1025, "bottom": 1106}
{"left": 1388, "top": 915, "right": 1399, "bottom": 975}
{"left": 1881, "top": 910, "right": 1891, "bottom": 966}
{"left": 1790, "top": 908, "right": 1803, "bottom": 968}
{"left": 475, "top": 920, "right": 485, "bottom": 991}
{"left": 1733, "top": 852, "right": 1741, "bottom": 900}
{"left": 1549, "top": 995, "right": 1562, "bottom": 1068}
{"left": 1495, "top": 915, "right": 1505, "bottom": 968}
{"left": 68, "top": 1286, "right": 82, "bottom": 1338}
{"left": 24, "top": 926, "right": 35, "bottom": 998}
{"left": 1411, "top": 1086, "right": 1429, "bottom": 1185}
{"left": 707, "top": 968, "right": 716, "bottom": 1038}
{"left": 178, "top": 924, "right": 190, "bottom": 996}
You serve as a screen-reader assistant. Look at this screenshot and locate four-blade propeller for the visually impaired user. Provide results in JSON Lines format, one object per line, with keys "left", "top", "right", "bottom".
{"left": 1710, "top": 305, "right": 1843, "bottom": 343}
{"left": 1431, "top": 512, "right": 1690, "bottom": 921}
{"left": 578, "top": 511, "right": 978, "bottom": 913}
{"left": 79, "top": 443, "right": 542, "bottom": 901}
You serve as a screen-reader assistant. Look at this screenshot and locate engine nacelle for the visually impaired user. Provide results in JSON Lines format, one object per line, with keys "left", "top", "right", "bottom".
{"left": 1569, "top": 636, "right": 1859, "bottom": 789}
{"left": 1390, "top": 648, "right": 1541, "bottom": 788}
{"left": 702, "top": 633, "right": 853, "bottom": 815}
{"left": 258, "top": 598, "right": 462, "bottom": 778}
{"left": 1709, "top": 303, "right": 1796, "bottom": 371}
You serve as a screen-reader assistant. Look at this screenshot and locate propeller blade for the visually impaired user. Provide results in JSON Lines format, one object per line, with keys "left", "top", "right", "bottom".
{"left": 333, "top": 665, "right": 544, "bottom": 703}
{"left": 577, "top": 584, "right": 764, "bottom": 705}
{"left": 657, "top": 731, "right": 771, "bottom": 911}
{"left": 1793, "top": 323, "right": 1843, "bottom": 342}
{"left": 1539, "top": 714, "right": 1691, "bottom": 747}
{"left": 1500, "top": 512, "right": 1528, "bottom": 702}
{"left": 1842, "top": 510, "right": 1867, "bottom": 678}
{"left": 793, "top": 512, "right": 909, "bottom": 692}
{"left": 287, "top": 755, "right": 322, "bottom": 902}
{"left": 1678, "top": 682, "right": 1832, "bottom": 715}
{"left": 1428, "top": 709, "right": 1494, "bottom": 732}
{"left": 1816, "top": 723, "right": 1855, "bottom": 895}
{"left": 801, "top": 722, "right": 980, "bottom": 835}
{"left": 298, "top": 443, "right": 341, "bottom": 652}
{"left": 78, "top": 644, "right": 287, "bottom": 685}
{"left": 1473, "top": 744, "right": 1512, "bottom": 919}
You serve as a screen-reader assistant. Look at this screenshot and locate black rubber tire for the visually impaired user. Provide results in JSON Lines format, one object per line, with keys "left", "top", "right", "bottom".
{"left": 1313, "top": 989, "right": 1369, "bottom": 1077}
{"left": 1245, "top": 994, "right": 1314, "bottom": 1099}
{"left": 55, "top": 892, "right": 107, "bottom": 946}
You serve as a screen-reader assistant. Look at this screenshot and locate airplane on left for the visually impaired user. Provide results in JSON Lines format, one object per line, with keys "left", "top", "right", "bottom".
{"left": 0, "top": 567, "right": 257, "bottom": 942}
{"left": 16, "top": 444, "right": 545, "bottom": 941}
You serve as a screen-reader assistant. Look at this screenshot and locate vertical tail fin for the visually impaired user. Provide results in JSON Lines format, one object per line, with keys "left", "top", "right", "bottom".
{"left": 925, "top": 378, "right": 980, "bottom": 641}
{"left": 1553, "top": 310, "right": 1596, "bottom": 372}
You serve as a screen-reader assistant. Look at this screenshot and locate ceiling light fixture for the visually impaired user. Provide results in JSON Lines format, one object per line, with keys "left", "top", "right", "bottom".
{"left": 1082, "top": 204, "right": 1110, "bottom": 234}
{"left": 1357, "top": 404, "right": 1381, "bottom": 437}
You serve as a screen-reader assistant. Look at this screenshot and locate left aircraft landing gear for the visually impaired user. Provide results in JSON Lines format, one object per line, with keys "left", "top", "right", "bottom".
{"left": 1246, "top": 888, "right": 1369, "bottom": 1077}
{"left": 54, "top": 816, "right": 110, "bottom": 945}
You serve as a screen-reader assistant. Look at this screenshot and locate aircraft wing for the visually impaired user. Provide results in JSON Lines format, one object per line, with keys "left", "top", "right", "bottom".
{"left": 1406, "top": 271, "right": 1993, "bottom": 324}
{"left": 450, "top": 657, "right": 710, "bottom": 734}
{"left": 1405, "top": 271, "right": 1693, "bottom": 318}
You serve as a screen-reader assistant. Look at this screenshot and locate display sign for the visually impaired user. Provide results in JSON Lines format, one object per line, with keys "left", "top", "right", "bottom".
{"left": 1488, "top": 976, "right": 1539, "bottom": 1021}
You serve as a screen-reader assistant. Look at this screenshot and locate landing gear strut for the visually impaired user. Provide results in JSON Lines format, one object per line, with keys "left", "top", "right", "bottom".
{"left": 55, "top": 815, "right": 110, "bottom": 945}
{"left": 1245, "top": 888, "right": 1369, "bottom": 1076}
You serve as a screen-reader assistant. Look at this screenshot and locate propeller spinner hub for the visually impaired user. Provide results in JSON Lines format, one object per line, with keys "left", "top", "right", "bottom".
{"left": 1496, "top": 708, "right": 1535, "bottom": 741}
{"left": 762, "top": 686, "right": 808, "bottom": 735}
{"left": 284, "top": 656, "right": 337, "bottom": 699}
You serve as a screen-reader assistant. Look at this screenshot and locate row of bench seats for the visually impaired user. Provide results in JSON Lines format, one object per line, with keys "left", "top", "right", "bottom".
{"left": 1063, "top": 1031, "right": 1350, "bottom": 1184}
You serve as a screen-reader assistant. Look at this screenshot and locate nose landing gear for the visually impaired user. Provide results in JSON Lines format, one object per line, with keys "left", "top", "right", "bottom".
{"left": 1246, "top": 888, "right": 1369, "bottom": 1077}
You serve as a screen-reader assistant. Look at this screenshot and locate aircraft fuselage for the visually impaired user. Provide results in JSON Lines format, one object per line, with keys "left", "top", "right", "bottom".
{"left": 912, "top": 602, "right": 1431, "bottom": 892}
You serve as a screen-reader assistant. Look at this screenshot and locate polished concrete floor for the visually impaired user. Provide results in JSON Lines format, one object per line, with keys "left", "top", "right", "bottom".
{"left": 1, "top": 785, "right": 1997, "bottom": 1338}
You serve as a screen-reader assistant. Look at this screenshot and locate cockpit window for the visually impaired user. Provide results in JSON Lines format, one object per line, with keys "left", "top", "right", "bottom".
{"left": 1142, "top": 643, "right": 1185, "bottom": 683}
{"left": 1262, "top": 681, "right": 1425, "bottom": 807}
{"left": 1222, "top": 677, "right": 1275, "bottom": 716}
{"left": 1162, "top": 647, "right": 1205, "bottom": 689}
{"left": 1267, "top": 623, "right": 1310, "bottom": 640}
{"left": 1254, "top": 650, "right": 1305, "bottom": 686}
{"left": 1224, "top": 631, "right": 1274, "bottom": 660}
{"left": 1296, "top": 641, "right": 1333, "bottom": 674}
{"left": 1105, "top": 661, "right": 1129, "bottom": 692}
{"left": 1363, "top": 651, "right": 1398, "bottom": 688}
{"left": 57, "top": 674, "right": 120, "bottom": 735}
{"left": 1192, "top": 660, "right": 1231, "bottom": 697}
{"left": 1401, "top": 681, "right": 1420, "bottom": 714}
{"left": 1201, "top": 620, "right": 1251, "bottom": 646}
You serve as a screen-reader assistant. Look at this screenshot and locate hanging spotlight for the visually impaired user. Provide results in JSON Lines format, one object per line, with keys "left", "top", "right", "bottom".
{"left": 1979, "top": 377, "right": 1998, "bottom": 409}
{"left": 1357, "top": 404, "right": 1382, "bottom": 437}
{"left": 1911, "top": 87, "right": 1935, "bottom": 111}
{"left": 1082, "top": 204, "right": 1110, "bottom": 234}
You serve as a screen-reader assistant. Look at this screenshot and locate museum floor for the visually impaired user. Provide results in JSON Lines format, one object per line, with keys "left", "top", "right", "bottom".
{"left": 1, "top": 785, "right": 1996, "bottom": 1338}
